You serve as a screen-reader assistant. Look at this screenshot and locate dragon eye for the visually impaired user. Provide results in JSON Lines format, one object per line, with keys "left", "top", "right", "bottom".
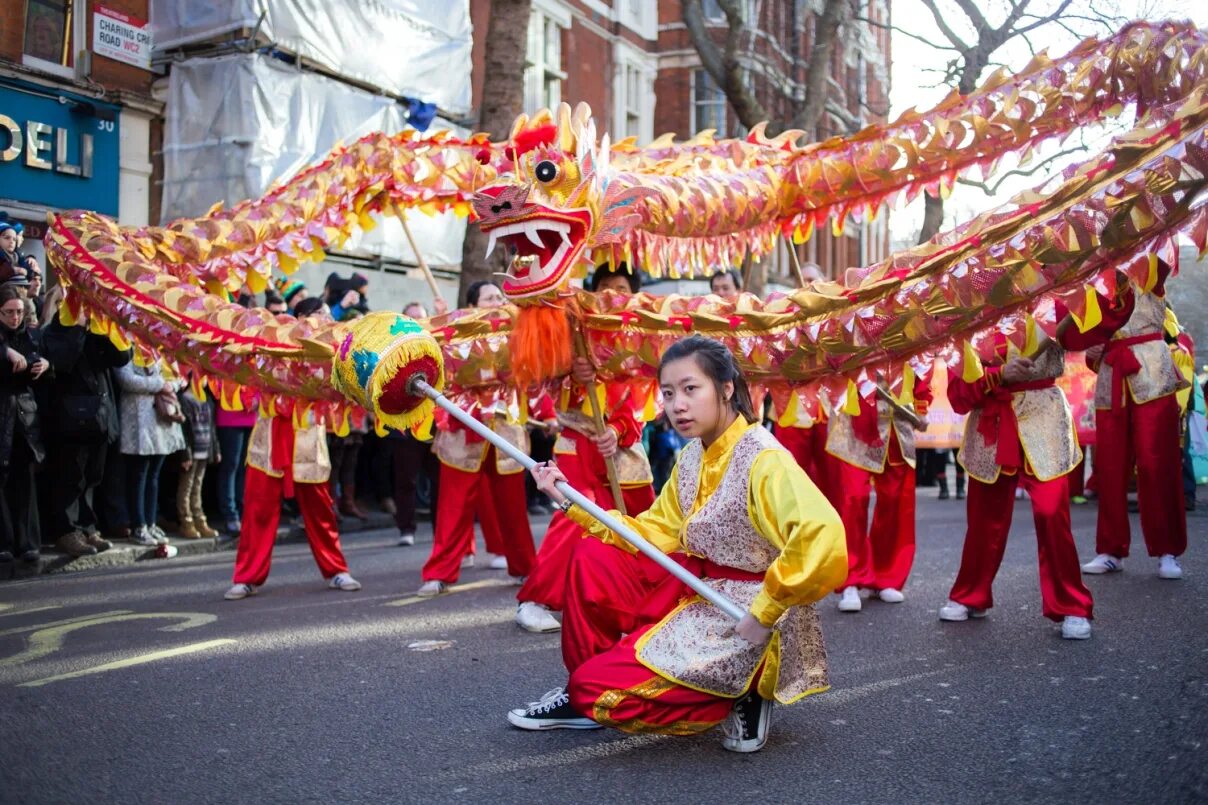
{"left": 535, "top": 160, "right": 558, "bottom": 183}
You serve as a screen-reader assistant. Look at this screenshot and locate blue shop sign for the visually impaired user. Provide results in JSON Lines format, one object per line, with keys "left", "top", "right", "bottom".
{"left": 0, "top": 80, "right": 121, "bottom": 215}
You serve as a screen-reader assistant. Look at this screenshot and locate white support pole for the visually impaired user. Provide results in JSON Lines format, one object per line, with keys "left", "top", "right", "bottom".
{"left": 409, "top": 377, "right": 747, "bottom": 621}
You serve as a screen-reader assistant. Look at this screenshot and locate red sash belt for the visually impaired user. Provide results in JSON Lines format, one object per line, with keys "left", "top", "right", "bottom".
{"left": 1104, "top": 332, "right": 1163, "bottom": 407}
{"left": 977, "top": 378, "right": 1055, "bottom": 471}
{"left": 269, "top": 416, "right": 296, "bottom": 499}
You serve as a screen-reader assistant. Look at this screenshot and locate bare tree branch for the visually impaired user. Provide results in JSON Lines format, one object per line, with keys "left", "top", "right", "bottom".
{"left": 855, "top": 14, "right": 960, "bottom": 51}
{"left": 955, "top": 144, "right": 1090, "bottom": 195}
{"left": 918, "top": 0, "right": 970, "bottom": 50}
{"left": 791, "top": 0, "right": 851, "bottom": 136}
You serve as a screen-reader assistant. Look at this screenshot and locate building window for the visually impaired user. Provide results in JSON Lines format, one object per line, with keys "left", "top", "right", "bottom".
{"left": 702, "top": 0, "right": 724, "bottom": 22}
{"left": 524, "top": 12, "right": 565, "bottom": 113}
{"left": 22, "top": 0, "right": 84, "bottom": 79}
{"left": 623, "top": 63, "right": 642, "bottom": 138}
{"left": 692, "top": 69, "right": 726, "bottom": 135}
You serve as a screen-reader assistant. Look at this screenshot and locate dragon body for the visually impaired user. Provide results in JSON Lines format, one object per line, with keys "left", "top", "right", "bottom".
{"left": 42, "top": 21, "right": 1208, "bottom": 424}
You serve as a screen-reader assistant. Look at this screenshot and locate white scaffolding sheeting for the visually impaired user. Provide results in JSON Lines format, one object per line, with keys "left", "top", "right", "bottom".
{"left": 161, "top": 52, "right": 467, "bottom": 266}
{"left": 150, "top": 0, "right": 472, "bottom": 114}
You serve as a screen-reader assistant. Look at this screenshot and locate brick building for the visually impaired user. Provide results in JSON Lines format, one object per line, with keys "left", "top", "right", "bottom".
{"left": 469, "top": 0, "right": 892, "bottom": 286}
{"left": 0, "top": 0, "right": 159, "bottom": 266}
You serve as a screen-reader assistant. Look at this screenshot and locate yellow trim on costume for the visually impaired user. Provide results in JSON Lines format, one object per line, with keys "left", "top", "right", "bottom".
{"left": 592, "top": 676, "right": 719, "bottom": 736}
{"left": 632, "top": 598, "right": 773, "bottom": 701}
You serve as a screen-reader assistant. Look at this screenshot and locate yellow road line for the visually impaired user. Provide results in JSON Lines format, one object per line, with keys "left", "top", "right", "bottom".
{"left": 18, "top": 639, "right": 237, "bottom": 688}
{"left": 0, "top": 605, "right": 63, "bottom": 619}
{"left": 0, "top": 612, "right": 217, "bottom": 668}
{"left": 0, "top": 611, "right": 132, "bottom": 638}
{"left": 385, "top": 578, "right": 514, "bottom": 607}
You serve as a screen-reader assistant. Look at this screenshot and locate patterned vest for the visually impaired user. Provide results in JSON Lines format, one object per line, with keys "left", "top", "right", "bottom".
{"left": 1094, "top": 291, "right": 1183, "bottom": 409}
{"left": 634, "top": 424, "right": 830, "bottom": 705}
{"left": 433, "top": 414, "right": 528, "bottom": 475}
{"left": 957, "top": 346, "right": 1081, "bottom": 484}
{"left": 825, "top": 396, "right": 917, "bottom": 472}
{"left": 553, "top": 407, "right": 653, "bottom": 486}
{"left": 246, "top": 417, "right": 331, "bottom": 484}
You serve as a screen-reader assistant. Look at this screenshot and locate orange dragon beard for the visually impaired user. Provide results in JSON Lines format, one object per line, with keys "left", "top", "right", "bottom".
{"left": 509, "top": 298, "right": 575, "bottom": 389}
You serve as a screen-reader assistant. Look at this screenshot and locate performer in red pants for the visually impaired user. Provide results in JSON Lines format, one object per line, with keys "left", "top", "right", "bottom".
{"left": 939, "top": 334, "right": 1094, "bottom": 639}
{"left": 225, "top": 408, "right": 361, "bottom": 599}
{"left": 417, "top": 395, "right": 554, "bottom": 596}
{"left": 515, "top": 264, "right": 656, "bottom": 633}
{"left": 506, "top": 336, "right": 846, "bottom": 753}
{"left": 1071, "top": 259, "right": 1188, "bottom": 580}
{"left": 825, "top": 369, "right": 931, "bottom": 612}
{"left": 773, "top": 400, "right": 840, "bottom": 506}
{"left": 514, "top": 360, "right": 656, "bottom": 632}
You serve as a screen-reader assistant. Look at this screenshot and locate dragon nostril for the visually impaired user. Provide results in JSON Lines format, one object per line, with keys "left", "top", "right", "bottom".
{"left": 489, "top": 200, "right": 513, "bottom": 215}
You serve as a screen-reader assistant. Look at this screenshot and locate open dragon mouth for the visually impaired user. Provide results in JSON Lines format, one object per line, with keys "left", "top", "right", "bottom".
{"left": 482, "top": 210, "right": 591, "bottom": 299}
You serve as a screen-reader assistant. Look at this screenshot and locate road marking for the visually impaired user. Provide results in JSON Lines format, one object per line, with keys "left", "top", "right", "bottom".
{"left": 17, "top": 639, "right": 237, "bottom": 688}
{"left": 0, "top": 605, "right": 63, "bottom": 619}
{"left": 0, "top": 612, "right": 218, "bottom": 668}
{"left": 808, "top": 669, "right": 949, "bottom": 707}
{"left": 441, "top": 733, "right": 666, "bottom": 778}
{"left": 385, "top": 578, "right": 514, "bottom": 607}
{"left": 0, "top": 611, "right": 133, "bottom": 637}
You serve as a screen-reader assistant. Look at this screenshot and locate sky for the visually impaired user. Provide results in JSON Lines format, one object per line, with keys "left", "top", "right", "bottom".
{"left": 886, "top": 0, "right": 1208, "bottom": 246}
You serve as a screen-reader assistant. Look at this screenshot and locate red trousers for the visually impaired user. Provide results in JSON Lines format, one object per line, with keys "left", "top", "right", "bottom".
{"left": 949, "top": 469, "right": 1093, "bottom": 621}
{"left": 421, "top": 447, "right": 536, "bottom": 583}
{"left": 563, "top": 538, "right": 735, "bottom": 734}
{"left": 232, "top": 467, "right": 349, "bottom": 585}
{"left": 518, "top": 432, "right": 655, "bottom": 611}
{"left": 774, "top": 423, "right": 839, "bottom": 505}
{"left": 1093, "top": 394, "right": 1187, "bottom": 558}
{"left": 833, "top": 439, "right": 916, "bottom": 592}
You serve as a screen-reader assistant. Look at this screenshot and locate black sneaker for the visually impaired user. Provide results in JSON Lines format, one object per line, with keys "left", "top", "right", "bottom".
{"left": 507, "top": 687, "right": 601, "bottom": 731}
{"left": 721, "top": 690, "right": 773, "bottom": 753}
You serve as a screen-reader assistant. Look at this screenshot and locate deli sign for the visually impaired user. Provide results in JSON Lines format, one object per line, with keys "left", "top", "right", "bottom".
{"left": 93, "top": 5, "right": 153, "bottom": 70}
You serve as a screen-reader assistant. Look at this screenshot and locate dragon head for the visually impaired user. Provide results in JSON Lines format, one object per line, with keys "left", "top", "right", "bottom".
{"left": 472, "top": 103, "right": 650, "bottom": 303}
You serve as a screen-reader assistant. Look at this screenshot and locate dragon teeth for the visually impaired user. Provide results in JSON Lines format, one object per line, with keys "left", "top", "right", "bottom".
{"left": 484, "top": 230, "right": 499, "bottom": 259}
{"left": 523, "top": 224, "right": 545, "bottom": 248}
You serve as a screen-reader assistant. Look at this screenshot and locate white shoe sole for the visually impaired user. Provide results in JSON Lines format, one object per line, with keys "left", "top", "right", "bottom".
{"left": 506, "top": 711, "right": 601, "bottom": 730}
{"left": 837, "top": 601, "right": 861, "bottom": 612}
{"left": 1158, "top": 569, "right": 1183, "bottom": 580}
{"left": 416, "top": 584, "right": 447, "bottom": 598}
{"left": 516, "top": 617, "right": 562, "bottom": 633}
{"left": 1062, "top": 628, "right": 1092, "bottom": 640}
{"left": 1081, "top": 561, "right": 1122, "bottom": 575}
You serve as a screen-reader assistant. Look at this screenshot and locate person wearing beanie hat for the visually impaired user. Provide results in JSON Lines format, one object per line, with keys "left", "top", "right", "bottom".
{"left": 274, "top": 277, "right": 308, "bottom": 313}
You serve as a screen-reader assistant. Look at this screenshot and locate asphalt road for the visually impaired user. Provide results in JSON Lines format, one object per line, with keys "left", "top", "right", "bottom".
{"left": 1, "top": 496, "right": 1204, "bottom": 804}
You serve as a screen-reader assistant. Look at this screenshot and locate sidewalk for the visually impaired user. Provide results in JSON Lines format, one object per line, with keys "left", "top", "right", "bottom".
{"left": 0, "top": 510, "right": 399, "bottom": 582}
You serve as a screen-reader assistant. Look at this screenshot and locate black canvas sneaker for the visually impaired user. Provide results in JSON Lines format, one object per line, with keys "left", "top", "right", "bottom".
{"left": 721, "top": 690, "right": 773, "bottom": 753}
{"left": 507, "top": 687, "right": 602, "bottom": 730}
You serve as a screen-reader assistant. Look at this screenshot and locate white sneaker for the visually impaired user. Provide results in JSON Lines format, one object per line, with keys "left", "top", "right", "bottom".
{"left": 507, "top": 687, "right": 601, "bottom": 730}
{"left": 149, "top": 525, "right": 170, "bottom": 545}
{"left": 130, "top": 526, "right": 158, "bottom": 547}
{"left": 1158, "top": 554, "right": 1183, "bottom": 580}
{"left": 721, "top": 691, "right": 773, "bottom": 753}
{"left": 1081, "top": 554, "right": 1123, "bottom": 574}
{"left": 461, "top": 555, "right": 475, "bottom": 569}
{"left": 488, "top": 554, "right": 509, "bottom": 570}
{"left": 328, "top": 572, "right": 362, "bottom": 592}
{"left": 416, "top": 580, "right": 448, "bottom": 598}
{"left": 837, "top": 586, "right": 862, "bottom": 613}
{"left": 878, "top": 588, "right": 905, "bottom": 604}
{"left": 224, "top": 583, "right": 257, "bottom": 600}
{"left": 516, "top": 601, "right": 562, "bottom": 633}
{"left": 397, "top": 532, "right": 415, "bottom": 547}
{"left": 1061, "top": 616, "right": 1092, "bottom": 640}
{"left": 938, "top": 600, "right": 986, "bottom": 621}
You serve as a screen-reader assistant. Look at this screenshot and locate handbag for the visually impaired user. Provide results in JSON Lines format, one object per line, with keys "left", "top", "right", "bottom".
{"left": 154, "top": 390, "right": 185, "bottom": 423}
{"left": 55, "top": 393, "right": 107, "bottom": 441}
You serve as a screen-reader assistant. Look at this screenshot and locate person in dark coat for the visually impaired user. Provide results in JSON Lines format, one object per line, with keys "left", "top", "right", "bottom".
{"left": 41, "top": 292, "right": 132, "bottom": 557}
{"left": 0, "top": 286, "right": 49, "bottom": 563}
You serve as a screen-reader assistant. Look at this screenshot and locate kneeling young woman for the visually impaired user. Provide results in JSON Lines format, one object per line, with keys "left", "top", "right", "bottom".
{"left": 509, "top": 336, "right": 847, "bottom": 752}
